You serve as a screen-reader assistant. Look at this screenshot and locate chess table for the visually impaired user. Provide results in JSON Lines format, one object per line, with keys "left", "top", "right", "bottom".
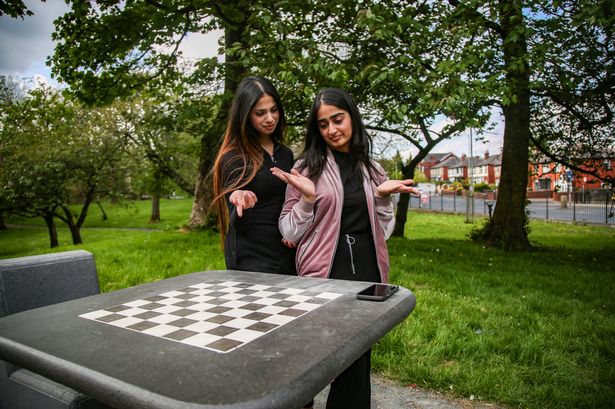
{"left": 0, "top": 270, "right": 416, "bottom": 409}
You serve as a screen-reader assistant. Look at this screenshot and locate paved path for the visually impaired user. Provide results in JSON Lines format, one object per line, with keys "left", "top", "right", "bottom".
{"left": 312, "top": 374, "right": 505, "bottom": 409}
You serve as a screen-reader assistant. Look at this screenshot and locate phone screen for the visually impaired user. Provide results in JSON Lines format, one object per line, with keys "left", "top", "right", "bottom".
{"left": 357, "top": 284, "right": 398, "bottom": 300}
{"left": 358, "top": 284, "right": 393, "bottom": 296}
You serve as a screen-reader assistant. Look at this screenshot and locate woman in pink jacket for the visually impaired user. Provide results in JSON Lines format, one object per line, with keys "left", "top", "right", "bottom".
{"left": 271, "top": 88, "right": 417, "bottom": 409}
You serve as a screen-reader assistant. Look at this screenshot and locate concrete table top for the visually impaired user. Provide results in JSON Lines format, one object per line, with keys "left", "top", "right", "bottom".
{"left": 0, "top": 270, "right": 416, "bottom": 409}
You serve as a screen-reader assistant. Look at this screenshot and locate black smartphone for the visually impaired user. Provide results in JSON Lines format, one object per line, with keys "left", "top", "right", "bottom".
{"left": 356, "top": 284, "right": 399, "bottom": 301}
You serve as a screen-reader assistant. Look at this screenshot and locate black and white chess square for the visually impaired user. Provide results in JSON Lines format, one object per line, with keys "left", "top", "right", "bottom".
{"left": 80, "top": 280, "right": 342, "bottom": 353}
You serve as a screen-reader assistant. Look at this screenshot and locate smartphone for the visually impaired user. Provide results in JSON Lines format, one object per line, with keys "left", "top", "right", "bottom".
{"left": 356, "top": 284, "right": 399, "bottom": 301}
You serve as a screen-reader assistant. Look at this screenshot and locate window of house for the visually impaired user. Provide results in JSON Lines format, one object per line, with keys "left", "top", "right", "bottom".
{"left": 537, "top": 178, "right": 551, "bottom": 190}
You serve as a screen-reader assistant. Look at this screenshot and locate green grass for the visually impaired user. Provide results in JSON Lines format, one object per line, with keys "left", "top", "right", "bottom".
{"left": 2, "top": 200, "right": 614, "bottom": 408}
{"left": 5, "top": 197, "right": 192, "bottom": 230}
{"left": 1, "top": 198, "right": 224, "bottom": 292}
{"left": 380, "top": 213, "right": 615, "bottom": 408}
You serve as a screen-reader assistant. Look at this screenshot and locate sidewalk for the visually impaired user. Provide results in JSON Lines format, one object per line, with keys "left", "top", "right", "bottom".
{"left": 312, "top": 374, "right": 505, "bottom": 409}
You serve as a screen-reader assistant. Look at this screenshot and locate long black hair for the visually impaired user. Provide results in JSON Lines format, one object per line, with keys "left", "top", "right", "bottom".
{"left": 212, "top": 76, "right": 286, "bottom": 240}
{"left": 300, "top": 88, "right": 377, "bottom": 181}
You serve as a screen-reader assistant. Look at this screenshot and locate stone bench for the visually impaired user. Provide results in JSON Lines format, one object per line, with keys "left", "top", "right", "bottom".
{"left": 0, "top": 250, "right": 112, "bottom": 409}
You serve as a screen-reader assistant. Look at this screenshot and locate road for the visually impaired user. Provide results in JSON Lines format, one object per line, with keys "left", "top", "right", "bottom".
{"left": 404, "top": 194, "right": 614, "bottom": 225}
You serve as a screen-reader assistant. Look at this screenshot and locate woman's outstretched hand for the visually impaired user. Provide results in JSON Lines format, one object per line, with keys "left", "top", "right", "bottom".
{"left": 271, "top": 167, "right": 316, "bottom": 203}
{"left": 229, "top": 189, "right": 257, "bottom": 217}
{"left": 376, "top": 179, "right": 420, "bottom": 197}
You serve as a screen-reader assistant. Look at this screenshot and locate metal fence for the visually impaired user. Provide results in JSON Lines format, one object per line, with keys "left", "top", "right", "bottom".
{"left": 404, "top": 189, "right": 615, "bottom": 225}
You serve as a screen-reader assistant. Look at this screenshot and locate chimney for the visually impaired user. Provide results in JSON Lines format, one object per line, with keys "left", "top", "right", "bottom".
{"left": 484, "top": 151, "right": 489, "bottom": 159}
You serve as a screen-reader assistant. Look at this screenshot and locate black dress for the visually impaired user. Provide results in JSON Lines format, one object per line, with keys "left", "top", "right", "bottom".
{"left": 221, "top": 143, "right": 296, "bottom": 275}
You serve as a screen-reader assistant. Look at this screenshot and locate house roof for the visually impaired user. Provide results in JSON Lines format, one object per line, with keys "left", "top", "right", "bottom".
{"left": 421, "top": 152, "right": 455, "bottom": 164}
{"left": 476, "top": 153, "right": 502, "bottom": 166}
{"left": 432, "top": 155, "right": 460, "bottom": 169}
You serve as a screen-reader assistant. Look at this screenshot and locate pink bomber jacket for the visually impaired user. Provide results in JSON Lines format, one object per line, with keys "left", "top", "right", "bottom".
{"left": 278, "top": 149, "right": 395, "bottom": 282}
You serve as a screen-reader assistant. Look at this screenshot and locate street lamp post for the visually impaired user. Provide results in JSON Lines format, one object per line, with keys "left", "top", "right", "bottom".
{"left": 466, "top": 128, "right": 474, "bottom": 224}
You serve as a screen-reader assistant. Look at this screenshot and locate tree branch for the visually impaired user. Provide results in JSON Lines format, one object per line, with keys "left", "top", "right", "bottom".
{"left": 447, "top": 0, "right": 503, "bottom": 37}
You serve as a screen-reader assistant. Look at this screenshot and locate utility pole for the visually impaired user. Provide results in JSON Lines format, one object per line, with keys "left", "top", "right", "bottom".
{"left": 466, "top": 128, "right": 474, "bottom": 223}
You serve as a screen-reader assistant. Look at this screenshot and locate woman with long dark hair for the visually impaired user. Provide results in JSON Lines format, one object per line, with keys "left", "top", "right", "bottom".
{"left": 212, "top": 76, "right": 295, "bottom": 275}
{"left": 272, "top": 88, "right": 417, "bottom": 408}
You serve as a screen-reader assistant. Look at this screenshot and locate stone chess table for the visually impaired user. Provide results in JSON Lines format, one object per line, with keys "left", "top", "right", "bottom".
{"left": 0, "top": 270, "right": 416, "bottom": 409}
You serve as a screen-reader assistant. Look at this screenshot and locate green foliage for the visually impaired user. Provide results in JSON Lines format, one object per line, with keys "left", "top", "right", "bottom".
{"left": 528, "top": 1, "right": 615, "bottom": 186}
{"left": 0, "top": 0, "right": 31, "bottom": 18}
{"left": 472, "top": 182, "right": 491, "bottom": 192}
{"left": 0, "top": 84, "right": 146, "bottom": 245}
{"left": 379, "top": 150, "right": 405, "bottom": 180}
{"left": 412, "top": 169, "right": 429, "bottom": 184}
{"left": 37, "top": 0, "right": 615, "bottom": 245}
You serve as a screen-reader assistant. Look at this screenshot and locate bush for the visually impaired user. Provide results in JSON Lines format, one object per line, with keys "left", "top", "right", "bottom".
{"left": 473, "top": 182, "right": 490, "bottom": 192}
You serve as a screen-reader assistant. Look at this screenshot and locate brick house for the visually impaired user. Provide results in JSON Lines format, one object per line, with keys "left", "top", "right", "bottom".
{"left": 445, "top": 155, "right": 468, "bottom": 182}
{"left": 469, "top": 151, "right": 502, "bottom": 185}
{"left": 419, "top": 151, "right": 501, "bottom": 186}
{"left": 528, "top": 156, "right": 615, "bottom": 192}
{"left": 430, "top": 155, "right": 459, "bottom": 181}
{"left": 418, "top": 153, "right": 456, "bottom": 180}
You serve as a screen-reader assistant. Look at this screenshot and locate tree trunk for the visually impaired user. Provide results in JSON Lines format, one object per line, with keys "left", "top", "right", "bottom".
{"left": 150, "top": 195, "right": 161, "bottom": 223}
{"left": 43, "top": 212, "right": 59, "bottom": 248}
{"left": 96, "top": 201, "right": 108, "bottom": 221}
{"left": 0, "top": 212, "right": 6, "bottom": 230}
{"left": 392, "top": 192, "right": 410, "bottom": 236}
{"left": 76, "top": 191, "right": 94, "bottom": 229}
{"left": 483, "top": 1, "right": 532, "bottom": 250}
{"left": 188, "top": 17, "right": 247, "bottom": 229}
{"left": 392, "top": 157, "right": 424, "bottom": 237}
{"left": 61, "top": 205, "right": 83, "bottom": 245}
{"left": 188, "top": 134, "right": 220, "bottom": 229}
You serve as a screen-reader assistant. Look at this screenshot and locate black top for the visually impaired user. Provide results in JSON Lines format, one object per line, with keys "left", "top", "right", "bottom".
{"left": 222, "top": 143, "right": 296, "bottom": 275}
{"left": 332, "top": 150, "right": 371, "bottom": 234}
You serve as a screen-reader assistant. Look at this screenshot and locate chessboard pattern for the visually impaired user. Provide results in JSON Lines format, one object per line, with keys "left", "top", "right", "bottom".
{"left": 79, "top": 280, "right": 342, "bottom": 353}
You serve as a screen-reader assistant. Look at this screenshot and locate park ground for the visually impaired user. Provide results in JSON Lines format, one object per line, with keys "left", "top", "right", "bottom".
{"left": 2, "top": 198, "right": 614, "bottom": 409}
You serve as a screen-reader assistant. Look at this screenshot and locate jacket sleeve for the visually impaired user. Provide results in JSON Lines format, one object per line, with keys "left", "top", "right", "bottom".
{"left": 278, "top": 166, "right": 315, "bottom": 243}
{"left": 372, "top": 162, "right": 395, "bottom": 240}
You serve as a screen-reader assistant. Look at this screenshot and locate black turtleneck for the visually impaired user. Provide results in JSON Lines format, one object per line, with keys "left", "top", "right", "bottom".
{"left": 332, "top": 150, "right": 371, "bottom": 234}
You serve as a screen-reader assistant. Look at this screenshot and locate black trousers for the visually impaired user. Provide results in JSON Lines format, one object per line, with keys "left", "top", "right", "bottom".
{"left": 326, "top": 349, "right": 372, "bottom": 409}
{"left": 326, "top": 231, "right": 376, "bottom": 409}
{"left": 303, "top": 232, "right": 377, "bottom": 409}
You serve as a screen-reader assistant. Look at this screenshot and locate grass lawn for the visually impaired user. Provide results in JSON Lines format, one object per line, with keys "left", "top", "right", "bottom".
{"left": 2, "top": 198, "right": 614, "bottom": 408}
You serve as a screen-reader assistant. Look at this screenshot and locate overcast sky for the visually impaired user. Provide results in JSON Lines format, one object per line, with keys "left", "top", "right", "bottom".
{"left": 0, "top": 1, "right": 69, "bottom": 86}
{"left": 0, "top": 1, "right": 502, "bottom": 158}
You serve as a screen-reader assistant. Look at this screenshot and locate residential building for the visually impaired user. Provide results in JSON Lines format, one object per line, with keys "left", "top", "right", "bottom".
{"left": 445, "top": 155, "right": 467, "bottom": 182}
{"left": 469, "top": 151, "right": 502, "bottom": 185}
{"left": 418, "top": 153, "right": 456, "bottom": 180}
{"left": 430, "top": 155, "right": 459, "bottom": 182}
{"left": 528, "top": 157, "right": 615, "bottom": 192}
{"left": 418, "top": 149, "right": 611, "bottom": 191}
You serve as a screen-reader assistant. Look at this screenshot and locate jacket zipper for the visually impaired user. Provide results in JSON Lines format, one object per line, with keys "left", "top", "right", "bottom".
{"left": 345, "top": 234, "right": 356, "bottom": 275}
